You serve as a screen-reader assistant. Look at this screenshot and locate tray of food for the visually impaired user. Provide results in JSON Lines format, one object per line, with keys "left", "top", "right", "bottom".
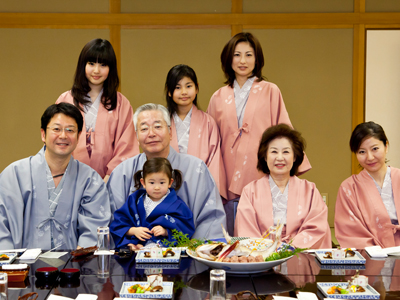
{"left": 136, "top": 248, "right": 180, "bottom": 263}
{"left": 317, "top": 282, "right": 379, "bottom": 299}
{"left": 71, "top": 246, "right": 98, "bottom": 257}
{"left": 119, "top": 281, "right": 173, "bottom": 298}
{"left": 315, "top": 249, "right": 366, "bottom": 264}
{"left": 0, "top": 253, "right": 17, "bottom": 266}
{"left": 0, "top": 264, "right": 29, "bottom": 282}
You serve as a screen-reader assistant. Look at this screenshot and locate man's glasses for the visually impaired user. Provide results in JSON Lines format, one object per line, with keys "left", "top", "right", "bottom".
{"left": 47, "top": 126, "right": 77, "bottom": 135}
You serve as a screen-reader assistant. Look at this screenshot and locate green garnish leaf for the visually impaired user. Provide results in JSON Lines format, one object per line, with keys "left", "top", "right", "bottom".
{"left": 162, "top": 229, "right": 210, "bottom": 251}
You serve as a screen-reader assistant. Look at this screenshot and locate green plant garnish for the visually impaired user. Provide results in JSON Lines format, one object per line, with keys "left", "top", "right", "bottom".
{"left": 265, "top": 244, "right": 307, "bottom": 261}
{"left": 162, "top": 229, "right": 210, "bottom": 251}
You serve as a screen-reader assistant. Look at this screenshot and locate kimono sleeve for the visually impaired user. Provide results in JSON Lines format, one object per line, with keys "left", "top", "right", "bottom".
{"left": 234, "top": 184, "right": 263, "bottom": 237}
{"left": 289, "top": 185, "right": 331, "bottom": 249}
{"left": 105, "top": 95, "right": 139, "bottom": 176}
{"left": 335, "top": 183, "right": 378, "bottom": 248}
{"left": 77, "top": 174, "right": 111, "bottom": 247}
{"left": 0, "top": 165, "right": 24, "bottom": 249}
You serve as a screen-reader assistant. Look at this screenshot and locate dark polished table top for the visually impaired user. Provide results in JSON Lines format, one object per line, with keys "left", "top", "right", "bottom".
{"left": 8, "top": 250, "right": 400, "bottom": 300}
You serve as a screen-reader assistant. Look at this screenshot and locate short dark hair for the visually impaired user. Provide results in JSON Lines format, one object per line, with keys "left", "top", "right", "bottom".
{"left": 165, "top": 64, "right": 199, "bottom": 117}
{"left": 257, "top": 124, "right": 305, "bottom": 176}
{"left": 133, "top": 157, "right": 183, "bottom": 191}
{"left": 350, "top": 121, "right": 389, "bottom": 153}
{"left": 41, "top": 103, "right": 83, "bottom": 133}
{"left": 220, "top": 32, "right": 266, "bottom": 87}
{"left": 71, "top": 38, "right": 119, "bottom": 111}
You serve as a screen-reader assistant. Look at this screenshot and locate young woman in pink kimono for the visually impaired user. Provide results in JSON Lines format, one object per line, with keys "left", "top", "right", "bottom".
{"left": 335, "top": 121, "right": 400, "bottom": 248}
{"left": 235, "top": 124, "right": 331, "bottom": 249}
{"left": 165, "top": 64, "right": 227, "bottom": 199}
{"left": 56, "top": 39, "right": 139, "bottom": 182}
{"left": 207, "top": 32, "right": 311, "bottom": 233}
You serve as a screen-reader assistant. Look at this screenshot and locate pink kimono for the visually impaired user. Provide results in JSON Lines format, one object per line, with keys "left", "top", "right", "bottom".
{"left": 207, "top": 80, "right": 311, "bottom": 201}
{"left": 170, "top": 106, "right": 228, "bottom": 199}
{"left": 335, "top": 168, "right": 400, "bottom": 249}
{"left": 56, "top": 91, "right": 139, "bottom": 178}
{"left": 234, "top": 175, "right": 331, "bottom": 249}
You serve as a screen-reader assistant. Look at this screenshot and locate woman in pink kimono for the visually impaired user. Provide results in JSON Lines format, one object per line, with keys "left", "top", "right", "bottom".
{"left": 235, "top": 124, "right": 331, "bottom": 249}
{"left": 207, "top": 32, "right": 311, "bottom": 233}
{"left": 56, "top": 39, "right": 139, "bottom": 182}
{"left": 165, "top": 64, "right": 227, "bottom": 199}
{"left": 335, "top": 121, "right": 400, "bottom": 248}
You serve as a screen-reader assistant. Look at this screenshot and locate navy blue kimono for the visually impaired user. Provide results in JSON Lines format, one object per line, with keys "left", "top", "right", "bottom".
{"left": 110, "top": 188, "right": 195, "bottom": 248}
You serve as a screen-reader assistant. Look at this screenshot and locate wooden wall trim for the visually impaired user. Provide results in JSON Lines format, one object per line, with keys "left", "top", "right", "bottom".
{"left": 1, "top": 13, "right": 400, "bottom": 27}
{"left": 351, "top": 23, "right": 366, "bottom": 174}
{"left": 231, "top": 0, "right": 243, "bottom": 36}
{"left": 109, "top": 0, "right": 121, "bottom": 90}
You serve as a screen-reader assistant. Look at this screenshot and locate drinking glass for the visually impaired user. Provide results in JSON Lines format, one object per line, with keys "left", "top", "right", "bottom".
{"left": 97, "top": 226, "right": 110, "bottom": 252}
{"left": 210, "top": 269, "right": 225, "bottom": 300}
{"left": 97, "top": 255, "right": 110, "bottom": 277}
{"left": 0, "top": 273, "right": 7, "bottom": 300}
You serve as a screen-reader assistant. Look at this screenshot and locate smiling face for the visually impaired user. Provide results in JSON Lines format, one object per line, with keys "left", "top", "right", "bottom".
{"left": 266, "top": 137, "right": 295, "bottom": 179}
{"left": 231, "top": 42, "right": 256, "bottom": 81}
{"left": 41, "top": 113, "right": 80, "bottom": 160}
{"left": 171, "top": 76, "right": 198, "bottom": 110}
{"left": 137, "top": 110, "right": 171, "bottom": 159}
{"left": 85, "top": 61, "right": 109, "bottom": 89}
{"left": 140, "top": 172, "right": 173, "bottom": 202}
{"left": 356, "top": 137, "right": 388, "bottom": 176}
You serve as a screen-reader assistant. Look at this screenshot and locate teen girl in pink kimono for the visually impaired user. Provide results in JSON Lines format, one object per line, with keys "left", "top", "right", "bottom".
{"left": 335, "top": 121, "right": 400, "bottom": 248}
{"left": 207, "top": 32, "right": 311, "bottom": 233}
{"left": 56, "top": 39, "right": 139, "bottom": 182}
{"left": 165, "top": 64, "right": 227, "bottom": 199}
{"left": 235, "top": 124, "right": 331, "bottom": 249}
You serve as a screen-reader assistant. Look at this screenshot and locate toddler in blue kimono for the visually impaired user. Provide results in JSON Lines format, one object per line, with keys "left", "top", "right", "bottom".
{"left": 110, "top": 157, "right": 195, "bottom": 250}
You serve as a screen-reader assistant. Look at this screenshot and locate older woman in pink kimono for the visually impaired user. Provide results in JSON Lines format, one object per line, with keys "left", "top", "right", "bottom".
{"left": 207, "top": 32, "right": 311, "bottom": 234}
{"left": 235, "top": 124, "right": 331, "bottom": 249}
{"left": 335, "top": 121, "right": 400, "bottom": 248}
{"left": 56, "top": 39, "right": 139, "bottom": 182}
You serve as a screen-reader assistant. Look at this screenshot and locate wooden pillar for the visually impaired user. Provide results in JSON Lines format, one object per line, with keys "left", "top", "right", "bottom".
{"left": 231, "top": 0, "right": 243, "bottom": 36}
{"left": 109, "top": 0, "right": 121, "bottom": 91}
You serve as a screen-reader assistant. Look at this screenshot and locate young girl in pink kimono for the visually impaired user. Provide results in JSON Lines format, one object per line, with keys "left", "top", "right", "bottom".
{"left": 234, "top": 124, "right": 331, "bottom": 249}
{"left": 335, "top": 121, "right": 400, "bottom": 248}
{"left": 207, "top": 32, "right": 311, "bottom": 234}
{"left": 56, "top": 39, "right": 139, "bottom": 182}
{"left": 165, "top": 64, "right": 227, "bottom": 199}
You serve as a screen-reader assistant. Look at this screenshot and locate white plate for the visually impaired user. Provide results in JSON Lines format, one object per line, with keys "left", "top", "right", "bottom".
{"left": 119, "top": 281, "right": 173, "bottom": 298}
{"left": 315, "top": 250, "right": 366, "bottom": 264}
{"left": 317, "top": 282, "right": 380, "bottom": 299}
{"left": 186, "top": 249, "right": 291, "bottom": 274}
{"left": 0, "top": 253, "right": 17, "bottom": 265}
{"left": 135, "top": 248, "right": 181, "bottom": 263}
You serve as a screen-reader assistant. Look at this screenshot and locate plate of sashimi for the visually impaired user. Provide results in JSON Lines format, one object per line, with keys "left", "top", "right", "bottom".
{"left": 186, "top": 224, "right": 303, "bottom": 274}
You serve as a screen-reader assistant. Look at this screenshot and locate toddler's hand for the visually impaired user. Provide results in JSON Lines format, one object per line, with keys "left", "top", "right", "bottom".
{"left": 129, "top": 227, "right": 152, "bottom": 241}
{"left": 151, "top": 226, "right": 168, "bottom": 237}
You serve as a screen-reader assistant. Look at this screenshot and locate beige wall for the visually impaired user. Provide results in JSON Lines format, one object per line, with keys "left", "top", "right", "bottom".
{"left": 1, "top": 1, "right": 399, "bottom": 230}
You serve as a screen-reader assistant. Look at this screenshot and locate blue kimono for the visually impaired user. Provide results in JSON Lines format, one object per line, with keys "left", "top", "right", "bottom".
{"left": 110, "top": 188, "right": 195, "bottom": 248}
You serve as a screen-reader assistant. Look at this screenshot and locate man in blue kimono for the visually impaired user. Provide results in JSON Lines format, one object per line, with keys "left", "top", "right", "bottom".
{"left": 0, "top": 103, "right": 111, "bottom": 250}
{"left": 107, "top": 104, "right": 226, "bottom": 243}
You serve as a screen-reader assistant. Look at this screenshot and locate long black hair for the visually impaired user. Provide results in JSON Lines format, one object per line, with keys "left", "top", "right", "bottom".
{"left": 71, "top": 38, "right": 119, "bottom": 111}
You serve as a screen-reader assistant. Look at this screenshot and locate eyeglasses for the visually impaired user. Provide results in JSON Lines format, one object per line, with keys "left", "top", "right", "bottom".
{"left": 138, "top": 123, "right": 169, "bottom": 134}
{"left": 47, "top": 126, "right": 77, "bottom": 135}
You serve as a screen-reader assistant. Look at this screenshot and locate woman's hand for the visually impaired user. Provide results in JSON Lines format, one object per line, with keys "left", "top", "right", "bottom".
{"left": 151, "top": 226, "right": 168, "bottom": 237}
{"left": 127, "top": 227, "right": 152, "bottom": 241}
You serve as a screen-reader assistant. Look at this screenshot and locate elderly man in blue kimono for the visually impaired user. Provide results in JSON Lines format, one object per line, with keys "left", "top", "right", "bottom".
{"left": 0, "top": 103, "right": 111, "bottom": 250}
{"left": 107, "top": 103, "right": 226, "bottom": 244}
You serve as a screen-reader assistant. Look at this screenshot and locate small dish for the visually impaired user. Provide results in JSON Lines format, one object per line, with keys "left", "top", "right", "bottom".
{"left": 315, "top": 250, "right": 366, "bottom": 264}
{"left": 60, "top": 268, "right": 80, "bottom": 280}
{"left": 317, "top": 282, "right": 380, "bottom": 299}
{"left": 0, "top": 253, "right": 17, "bottom": 265}
{"left": 136, "top": 248, "right": 181, "bottom": 264}
{"left": 35, "top": 267, "right": 59, "bottom": 281}
{"left": 119, "top": 281, "right": 173, "bottom": 298}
